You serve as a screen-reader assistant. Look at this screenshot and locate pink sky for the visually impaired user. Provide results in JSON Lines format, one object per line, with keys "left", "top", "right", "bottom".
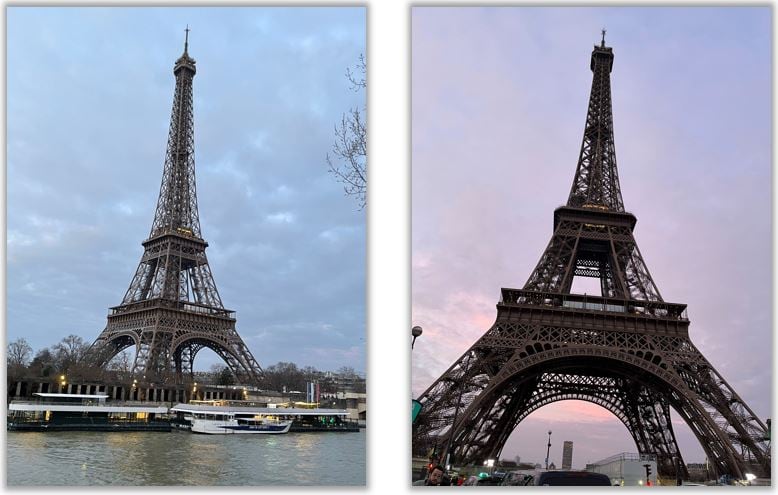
{"left": 411, "top": 7, "right": 771, "bottom": 467}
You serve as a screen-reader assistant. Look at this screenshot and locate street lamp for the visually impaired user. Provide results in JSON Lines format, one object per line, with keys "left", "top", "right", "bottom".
{"left": 545, "top": 430, "right": 552, "bottom": 470}
{"left": 412, "top": 326, "right": 423, "bottom": 349}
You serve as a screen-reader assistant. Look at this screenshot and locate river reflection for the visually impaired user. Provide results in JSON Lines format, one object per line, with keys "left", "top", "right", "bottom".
{"left": 7, "top": 430, "right": 366, "bottom": 486}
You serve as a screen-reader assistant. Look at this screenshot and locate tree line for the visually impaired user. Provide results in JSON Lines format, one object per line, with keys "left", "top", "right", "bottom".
{"left": 7, "top": 336, "right": 365, "bottom": 393}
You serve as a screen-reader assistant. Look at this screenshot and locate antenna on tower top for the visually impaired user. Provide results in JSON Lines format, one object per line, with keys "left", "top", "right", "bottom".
{"left": 184, "top": 25, "right": 190, "bottom": 53}
{"left": 601, "top": 28, "right": 607, "bottom": 47}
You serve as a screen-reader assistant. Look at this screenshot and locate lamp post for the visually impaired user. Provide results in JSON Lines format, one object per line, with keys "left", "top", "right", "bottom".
{"left": 545, "top": 430, "right": 552, "bottom": 470}
{"left": 412, "top": 326, "right": 423, "bottom": 349}
{"left": 411, "top": 327, "right": 424, "bottom": 428}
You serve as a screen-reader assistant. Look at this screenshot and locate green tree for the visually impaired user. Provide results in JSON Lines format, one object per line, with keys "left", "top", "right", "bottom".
{"left": 217, "top": 366, "right": 235, "bottom": 386}
{"left": 29, "top": 348, "right": 55, "bottom": 378}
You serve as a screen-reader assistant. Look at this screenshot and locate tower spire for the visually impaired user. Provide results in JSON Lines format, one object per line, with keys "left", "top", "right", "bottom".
{"left": 184, "top": 25, "right": 190, "bottom": 54}
{"left": 154, "top": 33, "right": 198, "bottom": 238}
{"left": 567, "top": 34, "right": 623, "bottom": 212}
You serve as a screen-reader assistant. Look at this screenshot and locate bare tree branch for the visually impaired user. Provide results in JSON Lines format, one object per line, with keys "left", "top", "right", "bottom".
{"left": 328, "top": 54, "right": 367, "bottom": 209}
{"left": 8, "top": 338, "right": 32, "bottom": 368}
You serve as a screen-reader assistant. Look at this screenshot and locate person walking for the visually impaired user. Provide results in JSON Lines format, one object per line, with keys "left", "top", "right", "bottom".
{"left": 412, "top": 465, "right": 446, "bottom": 486}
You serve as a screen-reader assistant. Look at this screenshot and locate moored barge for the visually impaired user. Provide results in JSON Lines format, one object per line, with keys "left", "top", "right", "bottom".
{"left": 7, "top": 393, "right": 171, "bottom": 432}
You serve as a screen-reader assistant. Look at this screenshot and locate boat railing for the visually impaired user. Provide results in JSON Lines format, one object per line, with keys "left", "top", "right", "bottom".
{"left": 290, "top": 419, "right": 361, "bottom": 431}
{"left": 9, "top": 399, "right": 170, "bottom": 408}
{"left": 8, "top": 417, "right": 171, "bottom": 426}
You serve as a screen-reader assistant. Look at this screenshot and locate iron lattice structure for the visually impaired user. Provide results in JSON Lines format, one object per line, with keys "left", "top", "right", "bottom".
{"left": 87, "top": 34, "right": 263, "bottom": 385}
{"left": 413, "top": 37, "right": 770, "bottom": 479}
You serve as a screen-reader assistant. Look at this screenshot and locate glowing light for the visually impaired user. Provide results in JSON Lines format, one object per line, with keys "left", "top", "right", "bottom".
{"left": 745, "top": 473, "right": 756, "bottom": 481}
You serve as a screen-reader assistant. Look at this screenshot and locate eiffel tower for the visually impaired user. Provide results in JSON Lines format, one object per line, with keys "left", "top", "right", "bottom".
{"left": 87, "top": 30, "right": 263, "bottom": 385}
{"left": 413, "top": 33, "right": 770, "bottom": 480}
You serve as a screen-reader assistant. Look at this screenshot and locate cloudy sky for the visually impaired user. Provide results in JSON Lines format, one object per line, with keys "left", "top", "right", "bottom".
{"left": 7, "top": 7, "right": 366, "bottom": 374}
{"left": 412, "top": 7, "right": 771, "bottom": 467}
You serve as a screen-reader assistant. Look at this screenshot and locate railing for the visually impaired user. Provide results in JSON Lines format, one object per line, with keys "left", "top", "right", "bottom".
{"left": 500, "top": 289, "right": 688, "bottom": 320}
{"left": 110, "top": 299, "right": 235, "bottom": 319}
{"left": 592, "top": 452, "right": 656, "bottom": 466}
{"left": 8, "top": 418, "right": 169, "bottom": 425}
{"left": 290, "top": 420, "right": 360, "bottom": 431}
{"left": 10, "top": 400, "right": 169, "bottom": 408}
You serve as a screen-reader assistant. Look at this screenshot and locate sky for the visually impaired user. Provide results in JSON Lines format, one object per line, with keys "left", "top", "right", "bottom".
{"left": 6, "top": 7, "right": 366, "bottom": 374}
{"left": 411, "top": 7, "right": 771, "bottom": 467}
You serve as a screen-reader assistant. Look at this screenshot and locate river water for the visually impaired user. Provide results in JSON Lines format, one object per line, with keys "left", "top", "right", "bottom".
{"left": 6, "top": 429, "right": 366, "bottom": 486}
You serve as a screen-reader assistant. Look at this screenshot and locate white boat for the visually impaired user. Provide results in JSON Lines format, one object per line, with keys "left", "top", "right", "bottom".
{"left": 188, "top": 410, "right": 291, "bottom": 435}
{"left": 171, "top": 402, "right": 357, "bottom": 432}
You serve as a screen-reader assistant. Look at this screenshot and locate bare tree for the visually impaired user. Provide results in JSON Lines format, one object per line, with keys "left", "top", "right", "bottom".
{"left": 8, "top": 338, "right": 33, "bottom": 378}
{"left": 52, "top": 334, "right": 89, "bottom": 373}
{"left": 264, "top": 362, "right": 306, "bottom": 392}
{"left": 8, "top": 338, "right": 33, "bottom": 368}
{"left": 327, "top": 54, "right": 366, "bottom": 209}
{"left": 337, "top": 366, "right": 358, "bottom": 378}
{"left": 107, "top": 350, "right": 133, "bottom": 381}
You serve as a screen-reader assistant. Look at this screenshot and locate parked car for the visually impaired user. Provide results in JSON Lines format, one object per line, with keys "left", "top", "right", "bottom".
{"left": 462, "top": 474, "right": 505, "bottom": 486}
{"left": 462, "top": 476, "right": 481, "bottom": 486}
{"left": 501, "top": 471, "right": 534, "bottom": 486}
{"left": 474, "top": 476, "right": 503, "bottom": 486}
{"left": 533, "top": 471, "right": 612, "bottom": 486}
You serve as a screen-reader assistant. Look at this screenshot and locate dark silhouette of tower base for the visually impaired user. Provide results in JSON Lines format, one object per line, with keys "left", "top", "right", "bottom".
{"left": 412, "top": 34, "right": 769, "bottom": 480}
{"left": 87, "top": 31, "right": 263, "bottom": 385}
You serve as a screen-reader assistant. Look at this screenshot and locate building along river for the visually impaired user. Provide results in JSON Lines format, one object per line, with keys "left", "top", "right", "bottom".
{"left": 7, "top": 429, "right": 365, "bottom": 486}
